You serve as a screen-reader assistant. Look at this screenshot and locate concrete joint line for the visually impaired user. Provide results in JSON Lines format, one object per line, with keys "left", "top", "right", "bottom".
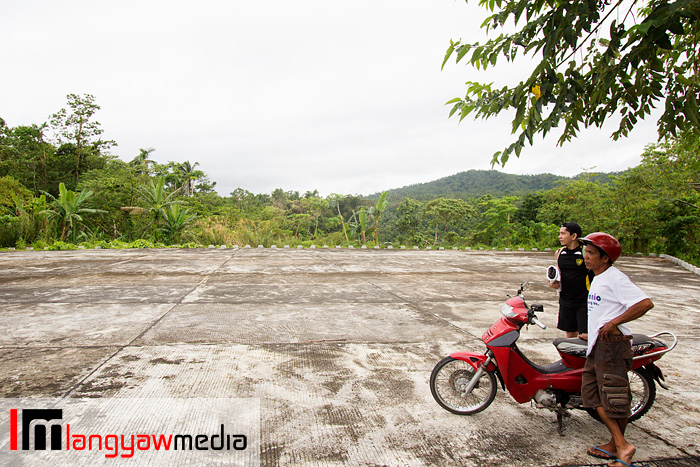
{"left": 635, "top": 424, "right": 695, "bottom": 458}
{"left": 60, "top": 252, "right": 238, "bottom": 398}
{"left": 360, "top": 277, "right": 480, "bottom": 340}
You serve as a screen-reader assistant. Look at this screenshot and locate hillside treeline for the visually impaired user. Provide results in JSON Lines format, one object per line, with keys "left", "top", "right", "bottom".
{"left": 371, "top": 169, "right": 617, "bottom": 201}
{"left": 1, "top": 95, "right": 698, "bottom": 265}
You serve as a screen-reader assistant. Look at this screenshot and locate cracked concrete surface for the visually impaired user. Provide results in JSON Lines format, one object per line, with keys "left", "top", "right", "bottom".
{"left": 0, "top": 248, "right": 698, "bottom": 466}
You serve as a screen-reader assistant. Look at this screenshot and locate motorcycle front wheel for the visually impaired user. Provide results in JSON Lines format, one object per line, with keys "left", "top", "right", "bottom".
{"left": 586, "top": 367, "right": 657, "bottom": 422}
{"left": 430, "top": 356, "right": 497, "bottom": 415}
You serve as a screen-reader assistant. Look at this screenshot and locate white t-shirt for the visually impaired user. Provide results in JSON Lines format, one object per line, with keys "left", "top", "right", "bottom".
{"left": 587, "top": 266, "right": 649, "bottom": 355}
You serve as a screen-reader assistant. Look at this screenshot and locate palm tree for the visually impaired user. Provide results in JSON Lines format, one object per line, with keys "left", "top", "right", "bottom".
{"left": 130, "top": 148, "right": 155, "bottom": 174}
{"left": 178, "top": 161, "right": 200, "bottom": 197}
{"left": 42, "top": 183, "right": 106, "bottom": 241}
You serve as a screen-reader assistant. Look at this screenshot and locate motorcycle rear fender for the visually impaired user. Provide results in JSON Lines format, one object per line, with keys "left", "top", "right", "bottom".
{"left": 645, "top": 362, "right": 669, "bottom": 389}
{"left": 449, "top": 351, "right": 497, "bottom": 372}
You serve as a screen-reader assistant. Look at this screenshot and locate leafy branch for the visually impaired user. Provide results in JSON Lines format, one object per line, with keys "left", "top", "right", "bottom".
{"left": 444, "top": 0, "right": 700, "bottom": 166}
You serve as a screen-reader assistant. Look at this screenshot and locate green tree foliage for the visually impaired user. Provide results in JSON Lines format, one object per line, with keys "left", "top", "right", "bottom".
{"left": 536, "top": 178, "right": 604, "bottom": 233}
{"left": 444, "top": 0, "right": 700, "bottom": 165}
{"left": 77, "top": 160, "right": 147, "bottom": 240}
{"left": 396, "top": 198, "right": 425, "bottom": 244}
{"left": 514, "top": 192, "right": 546, "bottom": 223}
{"left": 0, "top": 176, "right": 50, "bottom": 246}
{"left": 424, "top": 198, "right": 473, "bottom": 245}
{"left": 305, "top": 197, "right": 329, "bottom": 238}
{"left": 607, "top": 137, "right": 700, "bottom": 257}
{"left": 0, "top": 176, "right": 32, "bottom": 213}
{"left": 48, "top": 94, "right": 115, "bottom": 182}
{"left": 470, "top": 195, "right": 519, "bottom": 246}
{"left": 528, "top": 136, "right": 699, "bottom": 261}
{"left": 0, "top": 122, "right": 71, "bottom": 195}
{"left": 328, "top": 194, "right": 351, "bottom": 242}
{"left": 2, "top": 94, "right": 698, "bottom": 267}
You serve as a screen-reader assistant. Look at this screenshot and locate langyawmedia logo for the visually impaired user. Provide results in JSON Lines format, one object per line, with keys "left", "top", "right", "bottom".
{"left": 2, "top": 398, "right": 260, "bottom": 465}
{"left": 9, "top": 408, "right": 247, "bottom": 458}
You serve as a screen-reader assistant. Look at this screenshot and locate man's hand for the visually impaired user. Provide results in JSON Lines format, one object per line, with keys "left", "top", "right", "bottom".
{"left": 599, "top": 321, "right": 621, "bottom": 339}
{"left": 548, "top": 280, "right": 560, "bottom": 289}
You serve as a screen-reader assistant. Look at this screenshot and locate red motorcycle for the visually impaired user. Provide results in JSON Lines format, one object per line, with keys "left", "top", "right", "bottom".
{"left": 430, "top": 282, "right": 676, "bottom": 434}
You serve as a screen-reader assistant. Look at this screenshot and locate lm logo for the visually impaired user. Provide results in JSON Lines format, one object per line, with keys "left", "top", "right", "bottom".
{"left": 10, "top": 409, "right": 64, "bottom": 450}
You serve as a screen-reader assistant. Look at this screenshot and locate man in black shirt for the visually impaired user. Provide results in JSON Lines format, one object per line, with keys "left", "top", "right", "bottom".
{"left": 548, "top": 222, "right": 594, "bottom": 339}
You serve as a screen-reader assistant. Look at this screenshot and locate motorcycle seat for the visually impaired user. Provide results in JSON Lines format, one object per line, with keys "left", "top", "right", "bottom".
{"left": 552, "top": 337, "right": 587, "bottom": 357}
{"left": 553, "top": 334, "right": 667, "bottom": 358}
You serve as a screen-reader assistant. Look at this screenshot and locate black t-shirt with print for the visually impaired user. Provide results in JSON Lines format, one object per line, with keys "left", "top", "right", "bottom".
{"left": 557, "top": 245, "right": 593, "bottom": 303}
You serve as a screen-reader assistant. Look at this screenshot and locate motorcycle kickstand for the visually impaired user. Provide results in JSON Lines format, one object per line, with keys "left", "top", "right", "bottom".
{"left": 556, "top": 412, "right": 565, "bottom": 436}
{"left": 555, "top": 406, "right": 570, "bottom": 437}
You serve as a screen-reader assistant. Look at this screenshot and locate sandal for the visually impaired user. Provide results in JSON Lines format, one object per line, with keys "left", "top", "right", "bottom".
{"left": 587, "top": 445, "right": 615, "bottom": 460}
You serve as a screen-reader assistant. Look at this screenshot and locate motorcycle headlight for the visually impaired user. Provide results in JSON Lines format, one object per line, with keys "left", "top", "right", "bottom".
{"left": 500, "top": 303, "right": 517, "bottom": 318}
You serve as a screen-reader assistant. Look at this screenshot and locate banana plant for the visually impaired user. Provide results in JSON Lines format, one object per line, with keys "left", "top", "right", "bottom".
{"left": 42, "top": 183, "right": 106, "bottom": 242}
{"left": 160, "top": 204, "right": 197, "bottom": 244}
{"left": 348, "top": 209, "right": 368, "bottom": 245}
{"left": 371, "top": 191, "right": 388, "bottom": 245}
{"left": 137, "top": 176, "right": 183, "bottom": 240}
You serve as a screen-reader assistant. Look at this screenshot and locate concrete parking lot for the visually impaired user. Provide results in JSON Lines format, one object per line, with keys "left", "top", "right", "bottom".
{"left": 0, "top": 247, "right": 699, "bottom": 466}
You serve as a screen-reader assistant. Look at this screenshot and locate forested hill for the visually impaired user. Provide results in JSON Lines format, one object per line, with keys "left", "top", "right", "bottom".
{"left": 370, "top": 169, "right": 616, "bottom": 200}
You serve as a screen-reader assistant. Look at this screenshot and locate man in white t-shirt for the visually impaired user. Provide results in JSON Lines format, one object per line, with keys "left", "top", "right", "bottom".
{"left": 580, "top": 232, "right": 653, "bottom": 467}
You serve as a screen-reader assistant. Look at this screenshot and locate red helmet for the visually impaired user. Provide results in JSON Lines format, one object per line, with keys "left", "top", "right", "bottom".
{"left": 581, "top": 232, "right": 621, "bottom": 263}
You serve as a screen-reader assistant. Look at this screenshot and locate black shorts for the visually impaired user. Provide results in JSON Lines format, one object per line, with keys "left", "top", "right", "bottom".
{"left": 557, "top": 299, "right": 587, "bottom": 334}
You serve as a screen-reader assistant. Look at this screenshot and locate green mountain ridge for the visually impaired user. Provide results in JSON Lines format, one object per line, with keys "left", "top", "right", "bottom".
{"left": 369, "top": 169, "right": 618, "bottom": 201}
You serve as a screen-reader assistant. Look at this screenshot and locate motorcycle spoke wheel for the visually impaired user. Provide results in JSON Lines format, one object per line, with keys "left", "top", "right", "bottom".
{"left": 586, "top": 367, "right": 656, "bottom": 422}
{"left": 629, "top": 367, "right": 656, "bottom": 422}
{"left": 430, "top": 356, "right": 497, "bottom": 415}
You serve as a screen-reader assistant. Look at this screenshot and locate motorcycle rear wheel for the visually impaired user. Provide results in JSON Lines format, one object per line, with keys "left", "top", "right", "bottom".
{"left": 430, "top": 356, "right": 497, "bottom": 415}
{"left": 586, "top": 367, "right": 657, "bottom": 422}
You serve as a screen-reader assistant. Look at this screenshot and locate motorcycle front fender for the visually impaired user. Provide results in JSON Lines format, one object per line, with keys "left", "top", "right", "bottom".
{"left": 449, "top": 351, "right": 497, "bottom": 372}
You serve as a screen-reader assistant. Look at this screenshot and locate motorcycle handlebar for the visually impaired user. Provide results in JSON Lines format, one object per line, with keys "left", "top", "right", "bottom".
{"left": 517, "top": 281, "right": 529, "bottom": 295}
{"left": 531, "top": 317, "right": 546, "bottom": 330}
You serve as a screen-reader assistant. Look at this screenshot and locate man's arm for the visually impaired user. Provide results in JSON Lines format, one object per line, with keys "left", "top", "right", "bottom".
{"left": 599, "top": 298, "right": 654, "bottom": 339}
{"left": 548, "top": 248, "right": 562, "bottom": 289}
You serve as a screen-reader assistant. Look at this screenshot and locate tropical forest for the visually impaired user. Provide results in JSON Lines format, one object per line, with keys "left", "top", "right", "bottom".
{"left": 0, "top": 94, "right": 699, "bottom": 266}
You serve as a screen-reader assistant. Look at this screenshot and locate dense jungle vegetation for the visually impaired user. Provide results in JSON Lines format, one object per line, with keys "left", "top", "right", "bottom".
{"left": 1, "top": 94, "right": 699, "bottom": 265}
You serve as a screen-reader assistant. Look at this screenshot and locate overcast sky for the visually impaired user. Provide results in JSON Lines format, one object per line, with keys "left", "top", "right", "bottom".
{"left": 2, "top": 0, "right": 660, "bottom": 197}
